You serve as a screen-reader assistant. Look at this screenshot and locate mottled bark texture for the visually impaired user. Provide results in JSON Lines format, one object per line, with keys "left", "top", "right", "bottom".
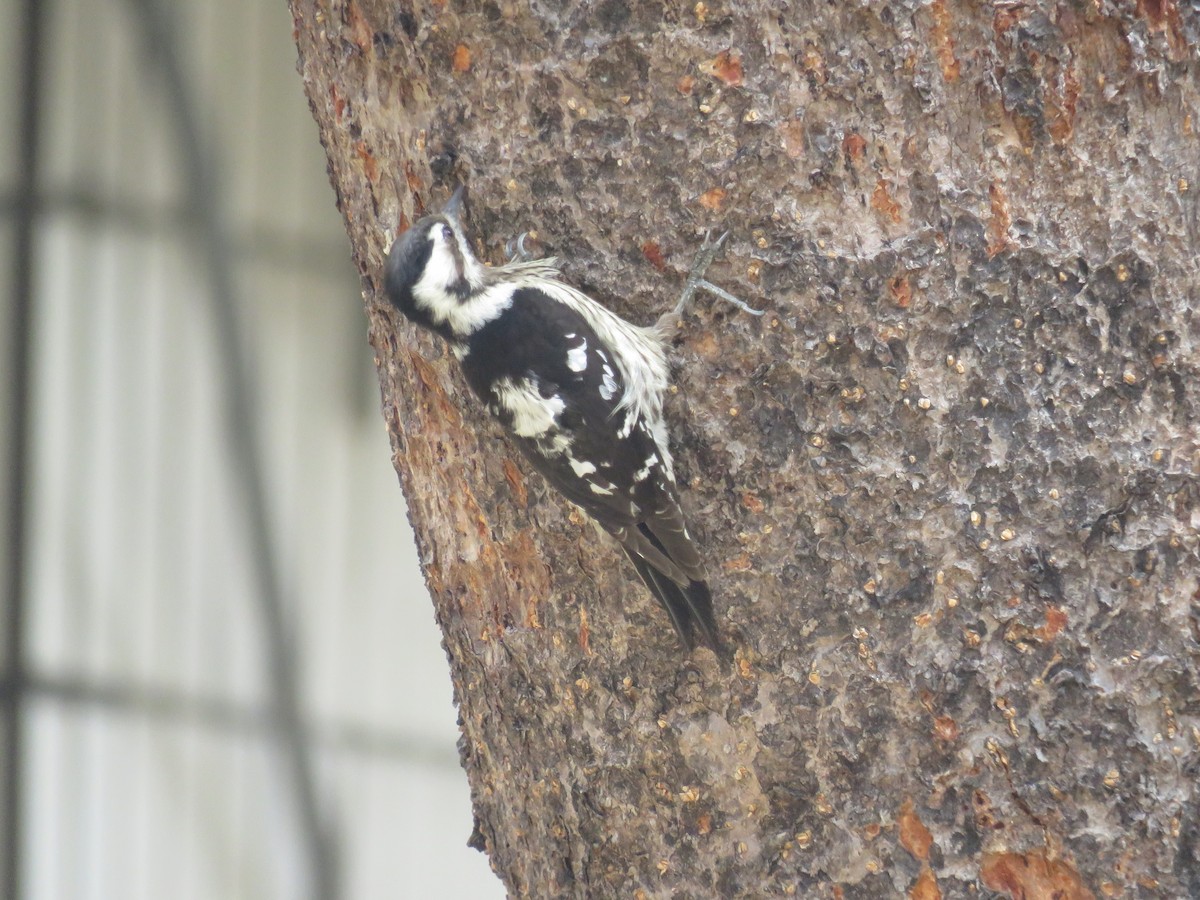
{"left": 290, "top": 1, "right": 1199, "bottom": 896}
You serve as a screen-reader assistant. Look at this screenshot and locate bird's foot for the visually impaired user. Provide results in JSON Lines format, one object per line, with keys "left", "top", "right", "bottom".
{"left": 662, "top": 230, "right": 764, "bottom": 330}
{"left": 505, "top": 231, "right": 534, "bottom": 263}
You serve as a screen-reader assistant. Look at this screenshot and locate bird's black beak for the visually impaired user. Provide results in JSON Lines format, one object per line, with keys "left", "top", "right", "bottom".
{"left": 442, "top": 184, "right": 467, "bottom": 223}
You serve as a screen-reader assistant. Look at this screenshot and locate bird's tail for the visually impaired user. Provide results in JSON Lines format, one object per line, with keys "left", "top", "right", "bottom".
{"left": 623, "top": 550, "right": 722, "bottom": 654}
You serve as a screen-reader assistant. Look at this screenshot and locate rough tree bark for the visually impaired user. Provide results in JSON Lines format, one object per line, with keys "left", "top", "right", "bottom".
{"left": 290, "top": 1, "right": 1199, "bottom": 896}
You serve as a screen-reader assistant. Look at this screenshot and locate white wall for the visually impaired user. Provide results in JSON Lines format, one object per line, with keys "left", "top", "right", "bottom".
{"left": 2, "top": 0, "right": 504, "bottom": 896}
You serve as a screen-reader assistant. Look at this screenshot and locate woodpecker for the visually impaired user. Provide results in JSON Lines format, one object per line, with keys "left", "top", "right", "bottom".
{"left": 384, "top": 186, "right": 749, "bottom": 652}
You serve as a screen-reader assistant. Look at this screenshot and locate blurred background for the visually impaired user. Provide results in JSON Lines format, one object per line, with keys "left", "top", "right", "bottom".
{"left": 0, "top": 0, "right": 503, "bottom": 896}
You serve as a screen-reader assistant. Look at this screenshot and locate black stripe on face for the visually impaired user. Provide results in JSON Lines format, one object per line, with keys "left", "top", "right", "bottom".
{"left": 441, "top": 221, "right": 474, "bottom": 300}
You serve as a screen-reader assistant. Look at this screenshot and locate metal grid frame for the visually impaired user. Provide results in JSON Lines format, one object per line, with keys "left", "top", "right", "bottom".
{"left": 0, "top": 1, "right": 501, "bottom": 897}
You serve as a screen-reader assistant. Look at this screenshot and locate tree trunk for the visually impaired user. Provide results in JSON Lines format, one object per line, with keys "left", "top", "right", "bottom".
{"left": 290, "top": 1, "right": 1199, "bottom": 895}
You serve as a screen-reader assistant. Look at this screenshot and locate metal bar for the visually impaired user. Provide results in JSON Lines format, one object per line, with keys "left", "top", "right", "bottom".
{"left": 0, "top": 672, "right": 458, "bottom": 769}
{"left": 119, "top": 2, "right": 340, "bottom": 897}
{"left": 0, "top": 188, "right": 355, "bottom": 275}
{"left": 3, "top": 0, "right": 46, "bottom": 896}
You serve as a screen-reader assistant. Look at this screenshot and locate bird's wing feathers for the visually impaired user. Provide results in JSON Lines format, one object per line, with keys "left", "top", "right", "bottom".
{"left": 511, "top": 415, "right": 703, "bottom": 585}
{"left": 463, "top": 288, "right": 713, "bottom": 647}
{"left": 490, "top": 298, "right": 703, "bottom": 578}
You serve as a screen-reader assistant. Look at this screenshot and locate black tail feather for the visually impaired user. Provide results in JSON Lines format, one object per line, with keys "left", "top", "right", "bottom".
{"left": 624, "top": 551, "right": 722, "bottom": 654}
{"left": 681, "top": 578, "right": 720, "bottom": 652}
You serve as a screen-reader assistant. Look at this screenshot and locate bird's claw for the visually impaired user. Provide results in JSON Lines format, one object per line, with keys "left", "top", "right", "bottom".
{"left": 505, "top": 232, "right": 533, "bottom": 262}
{"left": 672, "top": 229, "right": 764, "bottom": 319}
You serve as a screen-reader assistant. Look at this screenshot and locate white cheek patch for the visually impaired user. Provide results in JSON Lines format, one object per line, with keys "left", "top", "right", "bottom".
{"left": 415, "top": 281, "right": 515, "bottom": 336}
{"left": 494, "top": 376, "right": 565, "bottom": 437}
{"left": 413, "top": 241, "right": 461, "bottom": 313}
{"left": 453, "top": 228, "right": 486, "bottom": 288}
{"left": 566, "top": 338, "right": 588, "bottom": 373}
{"left": 412, "top": 231, "right": 510, "bottom": 336}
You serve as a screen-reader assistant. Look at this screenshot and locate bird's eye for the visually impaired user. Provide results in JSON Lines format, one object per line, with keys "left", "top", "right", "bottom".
{"left": 436, "top": 224, "right": 452, "bottom": 242}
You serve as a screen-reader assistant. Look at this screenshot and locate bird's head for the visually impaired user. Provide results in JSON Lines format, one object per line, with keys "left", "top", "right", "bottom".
{"left": 384, "top": 185, "right": 488, "bottom": 340}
